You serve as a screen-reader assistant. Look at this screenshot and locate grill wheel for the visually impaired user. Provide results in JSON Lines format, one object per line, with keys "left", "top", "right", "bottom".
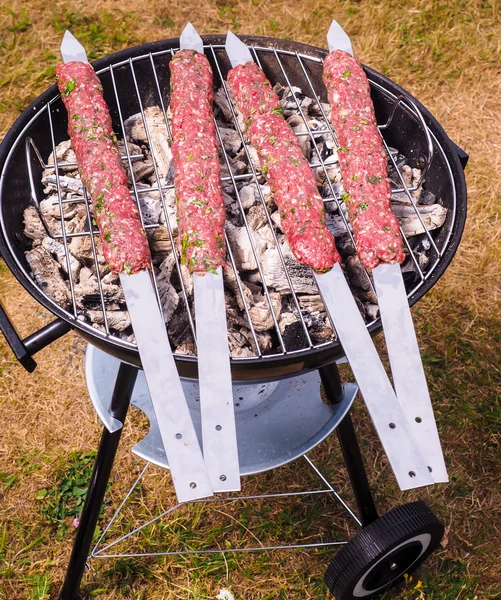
{"left": 324, "top": 502, "right": 444, "bottom": 599}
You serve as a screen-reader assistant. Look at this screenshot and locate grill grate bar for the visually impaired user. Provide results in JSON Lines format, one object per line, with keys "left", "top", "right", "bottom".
{"left": 210, "top": 44, "right": 313, "bottom": 351}
{"left": 46, "top": 104, "right": 78, "bottom": 317}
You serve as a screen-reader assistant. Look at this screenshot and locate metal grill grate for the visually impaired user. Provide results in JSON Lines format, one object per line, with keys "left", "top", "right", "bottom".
{"left": 24, "top": 44, "right": 456, "bottom": 361}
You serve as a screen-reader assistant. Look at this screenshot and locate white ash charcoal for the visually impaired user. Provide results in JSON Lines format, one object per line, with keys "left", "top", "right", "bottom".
{"left": 391, "top": 165, "right": 422, "bottom": 203}
{"left": 225, "top": 222, "right": 267, "bottom": 271}
{"left": 156, "top": 187, "right": 178, "bottom": 233}
{"left": 302, "top": 310, "right": 334, "bottom": 343}
{"left": 345, "top": 255, "right": 371, "bottom": 292}
{"left": 217, "top": 124, "right": 242, "bottom": 156}
{"left": 260, "top": 247, "right": 318, "bottom": 295}
{"left": 228, "top": 328, "right": 253, "bottom": 357}
{"left": 23, "top": 206, "right": 48, "bottom": 240}
{"left": 69, "top": 234, "right": 107, "bottom": 271}
{"left": 124, "top": 107, "right": 172, "bottom": 180}
{"left": 299, "top": 294, "right": 326, "bottom": 315}
{"left": 42, "top": 174, "right": 84, "bottom": 196}
{"left": 158, "top": 254, "right": 176, "bottom": 281}
{"left": 238, "top": 182, "right": 271, "bottom": 210}
{"left": 255, "top": 225, "right": 276, "bottom": 249}
{"left": 39, "top": 195, "right": 85, "bottom": 220}
{"left": 167, "top": 298, "right": 192, "bottom": 347}
{"left": 274, "top": 83, "right": 312, "bottom": 116}
{"left": 139, "top": 195, "right": 162, "bottom": 225}
{"left": 223, "top": 261, "right": 253, "bottom": 312}
{"left": 219, "top": 155, "right": 247, "bottom": 179}
{"left": 148, "top": 226, "right": 174, "bottom": 264}
{"left": 226, "top": 305, "right": 253, "bottom": 329}
{"left": 365, "top": 303, "right": 379, "bottom": 322}
{"left": 214, "top": 88, "right": 235, "bottom": 122}
{"left": 41, "top": 237, "right": 81, "bottom": 282}
{"left": 256, "top": 330, "right": 273, "bottom": 353}
{"left": 74, "top": 269, "right": 124, "bottom": 310}
{"left": 326, "top": 214, "right": 349, "bottom": 238}
{"left": 286, "top": 114, "right": 311, "bottom": 161}
{"left": 87, "top": 310, "right": 131, "bottom": 332}
{"left": 116, "top": 139, "right": 143, "bottom": 162}
{"left": 156, "top": 257, "right": 179, "bottom": 324}
{"left": 358, "top": 289, "right": 378, "bottom": 305}
{"left": 392, "top": 203, "right": 447, "bottom": 237}
{"left": 249, "top": 292, "right": 281, "bottom": 333}
{"left": 45, "top": 140, "right": 77, "bottom": 173}
{"left": 179, "top": 263, "right": 193, "bottom": 297}
{"left": 130, "top": 160, "right": 155, "bottom": 182}
{"left": 280, "top": 314, "right": 310, "bottom": 351}
{"left": 223, "top": 190, "right": 244, "bottom": 225}
{"left": 25, "top": 246, "right": 71, "bottom": 308}
{"left": 246, "top": 204, "right": 268, "bottom": 231}
{"left": 175, "top": 342, "right": 196, "bottom": 356}
{"left": 101, "top": 271, "right": 119, "bottom": 285}
{"left": 235, "top": 145, "right": 263, "bottom": 180}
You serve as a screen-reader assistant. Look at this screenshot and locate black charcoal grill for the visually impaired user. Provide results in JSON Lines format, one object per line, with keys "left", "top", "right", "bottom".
{"left": 0, "top": 35, "right": 467, "bottom": 600}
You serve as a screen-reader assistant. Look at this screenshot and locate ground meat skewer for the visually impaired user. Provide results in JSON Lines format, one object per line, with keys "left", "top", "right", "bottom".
{"left": 169, "top": 50, "right": 226, "bottom": 274}
{"left": 322, "top": 51, "right": 405, "bottom": 270}
{"left": 227, "top": 62, "right": 340, "bottom": 273}
{"left": 56, "top": 62, "right": 150, "bottom": 274}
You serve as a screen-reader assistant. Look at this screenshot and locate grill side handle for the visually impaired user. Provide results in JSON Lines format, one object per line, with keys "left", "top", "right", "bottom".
{"left": 0, "top": 301, "right": 70, "bottom": 372}
{"left": 454, "top": 143, "right": 469, "bottom": 170}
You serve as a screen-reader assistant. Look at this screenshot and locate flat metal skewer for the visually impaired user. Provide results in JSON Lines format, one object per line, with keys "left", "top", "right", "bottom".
{"left": 326, "top": 19, "right": 447, "bottom": 482}
{"left": 225, "top": 30, "right": 433, "bottom": 490}
{"left": 61, "top": 30, "right": 213, "bottom": 502}
{"left": 178, "top": 23, "right": 241, "bottom": 492}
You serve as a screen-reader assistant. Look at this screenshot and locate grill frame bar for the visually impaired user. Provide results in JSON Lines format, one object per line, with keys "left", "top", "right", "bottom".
{"left": 0, "top": 35, "right": 467, "bottom": 381}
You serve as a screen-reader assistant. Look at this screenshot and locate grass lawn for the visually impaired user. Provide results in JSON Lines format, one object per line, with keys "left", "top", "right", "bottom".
{"left": 0, "top": 0, "right": 500, "bottom": 598}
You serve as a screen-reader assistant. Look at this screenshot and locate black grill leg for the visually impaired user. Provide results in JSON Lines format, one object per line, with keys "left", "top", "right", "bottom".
{"left": 59, "top": 362, "right": 138, "bottom": 600}
{"left": 319, "top": 364, "right": 379, "bottom": 527}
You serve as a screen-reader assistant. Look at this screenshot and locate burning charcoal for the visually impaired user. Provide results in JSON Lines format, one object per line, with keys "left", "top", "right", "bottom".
{"left": 116, "top": 139, "right": 143, "bottom": 162}
{"left": 391, "top": 165, "right": 422, "bottom": 203}
{"left": 219, "top": 155, "right": 247, "bottom": 180}
{"left": 392, "top": 203, "right": 447, "bottom": 237}
{"left": 25, "top": 246, "right": 71, "bottom": 308}
{"left": 69, "top": 234, "right": 107, "bottom": 271}
{"left": 23, "top": 206, "right": 48, "bottom": 241}
{"left": 87, "top": 310, "right": 131, "bottom": 332}
{"left": 226, "top": 222, "right": 267, "bottom": 271}
{"left": 124, "top": 107, "right": 172, "bottom": 180}
{"left": 299, "top": 295, "right": 326, "bottom": 315}
{"left": 238, "top": 182, "right": 271, "bottom": 210}
{"left": 42, "top": 174, "right": 84, "bottom": 196}
{"left": 41, "top": 237, "right": 81, "bottom": 282}
{"left": 246, "top": 205, "right": 268, "bottom": 231}
{"left": 326, "top": 214, "right": 349, "bottom": 238}
{"left": 130, "top": 160, "right": 155, "bottom": 182}
{"left": 228, "top": 328, "right": 253, "bottom": 357}
{"left": 154, "top": 187, "right": 178, "bottom": 233}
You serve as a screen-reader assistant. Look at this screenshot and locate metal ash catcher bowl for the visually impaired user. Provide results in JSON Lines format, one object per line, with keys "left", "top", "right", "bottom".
{"left": 0, "top": 34, "right": 467, "bottom": 600}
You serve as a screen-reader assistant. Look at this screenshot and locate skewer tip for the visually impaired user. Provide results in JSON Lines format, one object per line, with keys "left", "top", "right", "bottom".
{"left": 60, "top": 30, "right": 88, "bottom": 64}
{"left": 327, "top": 19, "right": 354, "bottom": 55}
{"left": 179, "top": 22, "right": 204, "bottom": 53}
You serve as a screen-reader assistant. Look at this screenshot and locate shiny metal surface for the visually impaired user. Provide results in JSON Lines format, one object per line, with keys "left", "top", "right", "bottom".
{"left": 85, "top": 344, "right": 357, "bottom": 475}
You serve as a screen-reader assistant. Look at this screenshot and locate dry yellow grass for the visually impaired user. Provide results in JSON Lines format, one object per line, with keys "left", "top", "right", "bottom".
{"left": 1, "top": 0, "right": 500, "bottom": 599}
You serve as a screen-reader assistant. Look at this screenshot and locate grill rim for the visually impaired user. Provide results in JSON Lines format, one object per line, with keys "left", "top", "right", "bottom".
{"left": 0, "top": 34, "right": 467, "bottom": 381}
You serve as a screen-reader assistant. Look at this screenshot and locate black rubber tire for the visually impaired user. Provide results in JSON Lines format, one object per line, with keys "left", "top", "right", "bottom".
{"left": 324, "top": 502, "right": 444, "bottom": 599}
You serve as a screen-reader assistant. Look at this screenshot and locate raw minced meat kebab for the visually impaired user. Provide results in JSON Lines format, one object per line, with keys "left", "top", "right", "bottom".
{"left": 227, "top": 61, "right": 341, "bottom": 273}
{"left": 56, "top": 61, "right": 150, "bottom": 274}
{"left": 323, "top": 50, "right": 405, "bottom": 270}
{"left": 169, "top": 49, "right": 226, "bottom": 274}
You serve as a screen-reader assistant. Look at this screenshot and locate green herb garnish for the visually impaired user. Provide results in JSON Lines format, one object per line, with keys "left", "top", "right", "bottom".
{"left": 342, "top": 70, "right": 351, "bottom": 78}
{"left": 123, "top": 264, "right": 132, "bottom": 275}
{"left": 63, "top": 79, "right": 76, "bottom": 95}
{"left": 269, "top": 135, "right": 276, "bottom": 144}
{"left": 290, "top": 157, "right": 300, "bottom": 166}
{"left": 190, "top": 199, "right": 205, "bottom": 207}
{"left": 272, "top": 107, "right": 284, "bottom": 115}
{"left": 367, "top": 175, "right": 382, "bottom": 184}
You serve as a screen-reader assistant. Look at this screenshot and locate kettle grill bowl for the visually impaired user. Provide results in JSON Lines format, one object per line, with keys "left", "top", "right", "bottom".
{"left": 0, "top": 35, "right": 467, "bottom": 381}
